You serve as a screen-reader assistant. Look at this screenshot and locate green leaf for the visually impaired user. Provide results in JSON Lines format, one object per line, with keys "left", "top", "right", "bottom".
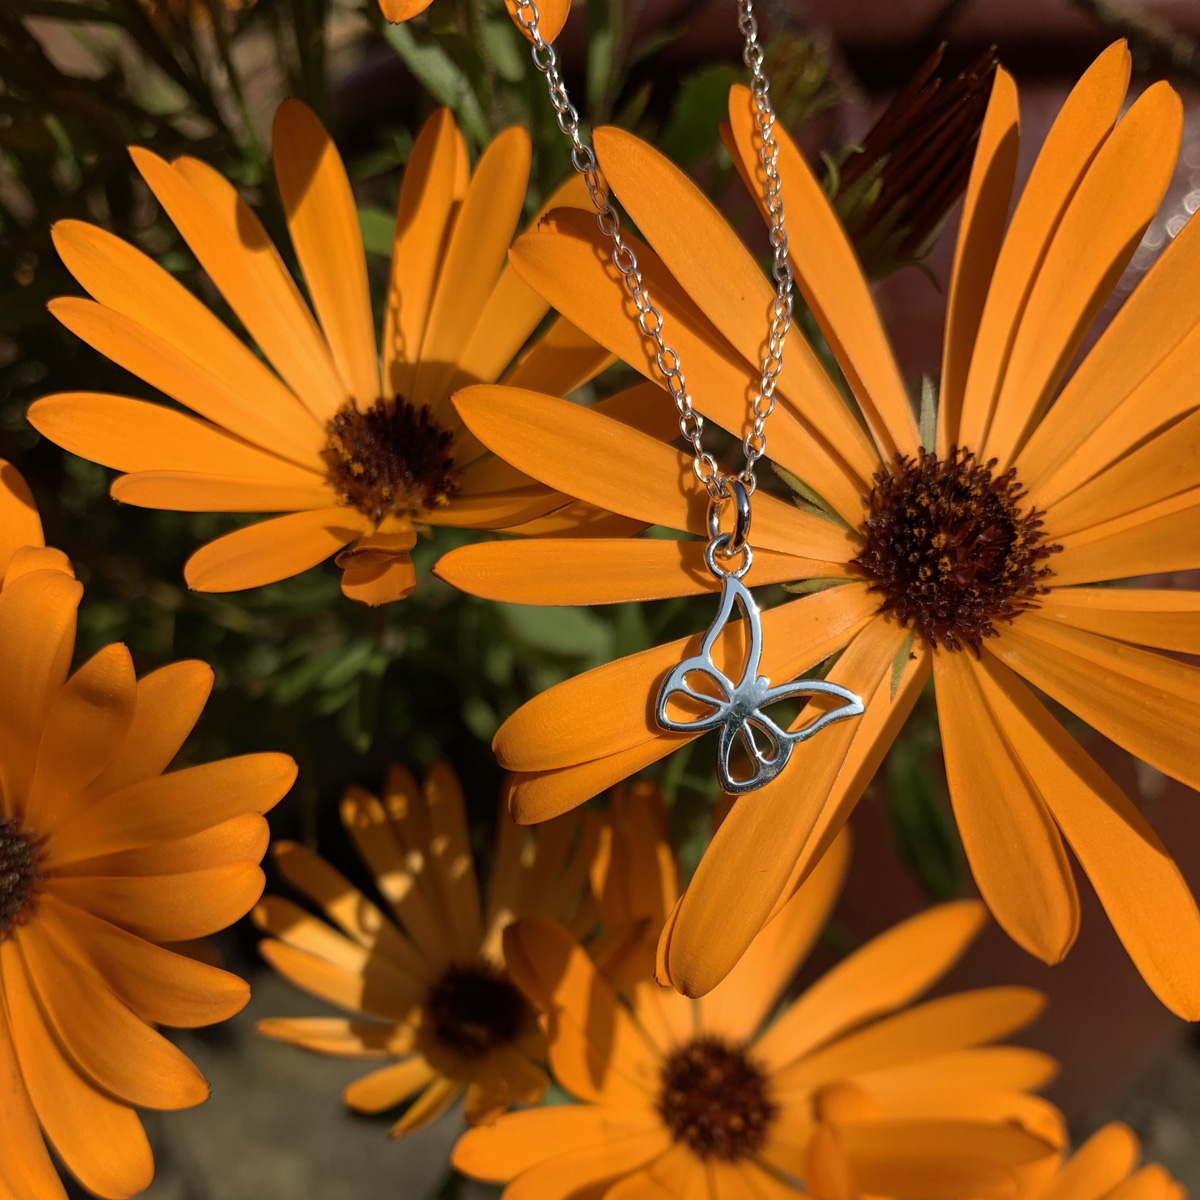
{"left": 769, "top": 463, "right": 848, "bottom": 527}
{"left": 483, "top": 16, "right": 526, "bottom": 84}
{"left": 384, "top": 22, "right": 489, "bottom": 147}
{"left": 501, "top": 604, "right": 614, "bottom": 662}
{"left": 660, "top": 65, "right": 740, "bottom": 170}
{"left": 919, "top": 375, "right": 937, "bottom": 453}
{"left": 358, "top": 206, "right": 395, "bottom": 257}
{"left": 781, "top": 578, "right": 845, "bottom": 595}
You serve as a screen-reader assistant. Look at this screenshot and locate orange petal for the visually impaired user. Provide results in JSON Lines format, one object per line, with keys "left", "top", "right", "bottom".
{"left": 270, "top": 840, "right": 433, "bottom": 982}
{"left": 699, "top": 829, "right": 850, "bottom": 1044}
{"left": 383, "top": 109, "right": 462, "bottom": 398}
{"left": 507, "top": 209, "right": 870, "bottom": 525}
{"left": 343, "top": 1057, "right": 436, "bottom": 1114}
{"left": 500, "top": 314, "right": 614, "bottom": 400}
{"left": 17, "top": 918, "right": 209, "bottom": 1110}
{"left": 762, "top": 638, "right": 932, "bottom": 926}
{"left": 414, "top": 126, "right": 532, "bottom": 409}
{"left": 1047, "top": 1124, "right": 1139, "bottom": 1200}
{"left": 835, "top": 1118, "right": 1054, "bottom": 1199}
{"left": 254, "top": 1016, "right": 399, "bottom": 1058}
{"left": 379, "top": 0, "right": 433, "bottom": 19}
{"left": 183, "top": 508, "right": 367, "bottom": 592}
{"left": 340, "top": 555, "right": 417, "bottom": 605}
{"left": 1052, "top": 485, "right": 1200, "bottom": 586}
{"left": 27, "top": 391, "right": 323, "bottom": 484}
{"left": 388, "top": 1074, "right": 462, "bottom": 1137}
{"left": 662, "top": 614, "right": 907, "bottom": 997}
{"left": 49, "top": 216, "right": 334, "bottom": 433}
{"left": 772, "top": 986, "right": 1044, "bottom": 1096}
{"left": 454, "top": 1104, "right": 660, "bottom": 1181}
{"left": 991, "top": 613, "right": 1200, "bottom": 794}
{"left": 754, "top": 900, "right": 988, "bottom": 1074}
{"left": 938, "top": 67, "right": 1020, "bottom": 456}
{"left": 257, "top": 936, "right": 418, "bottom": 1023}
{"left": 339, "top": 787, "right": 453, "bottom": 970}
{"left": 111, "top": 471, "right": 336, "bottom": 513}
{"left": 504, "top": 1130, "right": 670, "bottom": 1200}
{"left": 804, "top": 1124, "right": 858, "bottom": 1200}
{"left": 422, "top": 762, "right": 484, "bottom": 960}
{"left": 83, "top": 660, "right": 213, "bottom": 802}
{"left": 495, "top": 503, "right": 646, "bottom": 538}
{"left": 129, "top": 150, "right": 346, "bottom": 421}
{"left": 1020, "top": 175, "right": 1200, "bottom": 505}
{"left": 47, "top": 752, "right": 294, "bottom": 865}
{"left": 1041, "top": 586, "right": 1200, "bottom": 654}
{"left": 593, "top": 123, "right": 878, "bottom": 494}
{"left": 0, "top": 1003, "right": 66, "bottom": 1200}
{"left": 55, "top": 814, "right": 269, "bottom": 877}
{"left": 973, "top": 652, "right": 1200, "bottom": 1020}
{"left": 0, "top": 568, "right": 82, "bottom": 815}
{"left": 726, "top": 84, "right": 918, "bottom": 462}
{"left": 453, "top": 385, "right": 858, "bottom": 562}
{"left": 935, "top": 651, "right": 1079, "bottom": 964}
{"left": 1, "top": 938, "right": 153, "bottom": 1198}
{"left": 854, "top": 1045, "right": 1059, "bottom": 1096}
{"left": 983, "top": 81, "right": 1183, "bottom": 466}
{"left": 3, "top": 545, "right": 73, "bottom": 587}
{"left": 502, "top": 918, "right": 660, "bottom": 1103}
{"left": 25, "top": 643, "right": 136, "bottom": 830}
{"left": 49, "top": 297, "right": 324, "bottom": 469}
{"left": 0, "top": 458, "right": 43, "bottom": 578}
{"left": 436, "top": 538, "right": 846, "bottom": 607}
{"left": 495, "top": 582, "right": 875, "bottom": 774}
{"left": 504, "top": 0, "right": 569, "bottom": 43}
{"left": 956, "top": 41, "right": 1131, "bottom": 453}
{"left": 44, "top": 893, "right": 248, "bottom": 1029}
{"left": 272, "top": 101, "right": 378, "bottom": 407}
{"left": 51, "top": 863, "right": 265, "bottom": 942}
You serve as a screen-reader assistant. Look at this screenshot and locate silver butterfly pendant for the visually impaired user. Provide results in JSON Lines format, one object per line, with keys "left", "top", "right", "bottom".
{"left": 655, "top": 574, "right": 865, "bottom": 795}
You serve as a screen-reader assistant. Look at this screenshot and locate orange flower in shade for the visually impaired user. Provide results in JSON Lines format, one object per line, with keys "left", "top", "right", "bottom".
{"left": 253, "top": 762, "right": 600, "bottom": 1136}
{"left": 378, "top": 0, "right": 569, "bottom": 43}
{"left": 0, "top": 461, "right": 296, "bottom": 1200}
{"left": 435, "top": 42, "right": 1200, "bottom": 1013}
{"left": 807, "top": 1119, "right": 1180, "bottom": 1200}
{"left": 27, "top": 102, "right": 647, "bottom": 608}
{"left": 452, "top": 794, "right": 1063, "bottom": 1198}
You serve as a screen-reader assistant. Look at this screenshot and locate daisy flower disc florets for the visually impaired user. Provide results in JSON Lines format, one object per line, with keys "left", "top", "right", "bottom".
{"left": 323, "top": 398, "right": 461, "bottom": 524}
{"left": 0, "top": 818, "right": 43, "bottom": 938}
{"left": 855, "top": 446, "right": 1061, "bottom": 653}
{"left": 426, "top": 961, "right": 527, "bottom": 1061}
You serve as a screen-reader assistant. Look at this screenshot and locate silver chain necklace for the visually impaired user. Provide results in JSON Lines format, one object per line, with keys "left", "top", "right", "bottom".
{"left": 513, "top": 0, "right": 864, "bottom": 794}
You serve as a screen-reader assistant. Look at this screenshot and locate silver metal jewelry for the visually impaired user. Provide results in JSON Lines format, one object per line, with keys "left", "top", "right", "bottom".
{"left": 512, "top": 0, "right": 864, "bottom": 794}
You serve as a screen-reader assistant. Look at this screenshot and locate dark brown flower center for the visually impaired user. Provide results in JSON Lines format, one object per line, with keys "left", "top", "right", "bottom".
{"left": 0, "top": 819, "right": 43, "bottom": 938}
{"left": 657, "top": 1037, "right": 777, "bottom": 1161}
{"left": 427, "top": 962, "right": 526, "bottom": 1061}
{"left": 855, "top": 447, "right": 1060, "bottom": 653}
{"left": 322, "top": 398, "right": 460, "bottom": 524}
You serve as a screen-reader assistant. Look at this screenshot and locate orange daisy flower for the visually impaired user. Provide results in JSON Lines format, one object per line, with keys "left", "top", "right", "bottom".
{"left": 27, "top": 101, "right": 643, "bottom": 607}
{"left": 0, "top": 462, "right": 296, "bottom": 1199}
{"left": 453, "top": 803, "right": 1063, "bottom": 1198}
{"left": 378, "top": 0, "right": 569, "bottom": 43}
{"left": 435, "top": 41, "right": 1200, "bottom": 1014}
{"left": 253, "top": 761, "right": 600, "bottom": 1136}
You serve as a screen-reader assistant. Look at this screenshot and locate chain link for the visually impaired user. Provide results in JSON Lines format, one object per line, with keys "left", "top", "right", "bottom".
{"left": 511, "top": 0, "right": 791, "bottom": 502}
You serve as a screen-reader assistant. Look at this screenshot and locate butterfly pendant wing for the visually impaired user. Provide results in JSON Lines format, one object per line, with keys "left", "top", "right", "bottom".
{"left": 656, "top": 575, "right": 864, "bottom": 795}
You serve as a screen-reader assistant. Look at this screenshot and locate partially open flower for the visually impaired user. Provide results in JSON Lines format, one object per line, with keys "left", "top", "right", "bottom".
{"left": 377, "top": 0, "right": 570, "bottom": 43}
{"left": 824, "top": 45, "right": 999, "bottom": 278}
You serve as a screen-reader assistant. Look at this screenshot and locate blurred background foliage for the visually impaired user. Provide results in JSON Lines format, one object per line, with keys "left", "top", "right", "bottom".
{"left": 0, "top": 0, "right": 965, "bottom": 898}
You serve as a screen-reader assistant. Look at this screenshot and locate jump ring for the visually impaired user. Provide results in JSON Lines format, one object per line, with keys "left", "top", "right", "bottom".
{"left": 705, "top": 533, "right": 753, "bottom": 580}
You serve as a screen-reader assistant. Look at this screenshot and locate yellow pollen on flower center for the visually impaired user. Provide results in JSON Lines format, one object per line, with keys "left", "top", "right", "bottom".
{"left": 426, "top": 962, "right": 526, "bottom": 1061}
{"left": 0, "top": 818, "right": 44, "bottom": 939}
{"left": 657, "top": 1037, "right": 777, "bottom": 1161}
{"left": 322, "top": 397, "right": 461, "bottom": 524}
{"left": 854, "top": 446, "right": 1061, "bottom": 654}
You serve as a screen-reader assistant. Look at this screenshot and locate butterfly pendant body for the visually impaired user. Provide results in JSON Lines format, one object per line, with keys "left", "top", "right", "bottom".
{"left": 655, "top": 573, "right": 864, "bottom": 795}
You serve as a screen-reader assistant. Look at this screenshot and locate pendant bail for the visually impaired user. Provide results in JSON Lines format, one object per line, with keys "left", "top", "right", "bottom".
{"left": 706, "top": 478, "right": 754, "bottom": 579}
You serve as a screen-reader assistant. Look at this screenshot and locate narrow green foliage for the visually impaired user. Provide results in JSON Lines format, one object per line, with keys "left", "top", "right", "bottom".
{"left": 384, "top": 21, "right": 489, "bottom": 147}
{"left": 890, "top": 628, "right": 916, "bottom": 700}
{"left": 782, "top": 578, "right": 845, "bottom": 595}
{"left": 770, "top": 463, "right": 848, "bottom": 527}
{"left": 919, "top": 375, "right": 938, "bottom": 454}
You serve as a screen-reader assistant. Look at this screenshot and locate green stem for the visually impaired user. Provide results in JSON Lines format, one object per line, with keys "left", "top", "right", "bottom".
{"left": 204, "top": 0, "right": 268, "bottom": 174}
